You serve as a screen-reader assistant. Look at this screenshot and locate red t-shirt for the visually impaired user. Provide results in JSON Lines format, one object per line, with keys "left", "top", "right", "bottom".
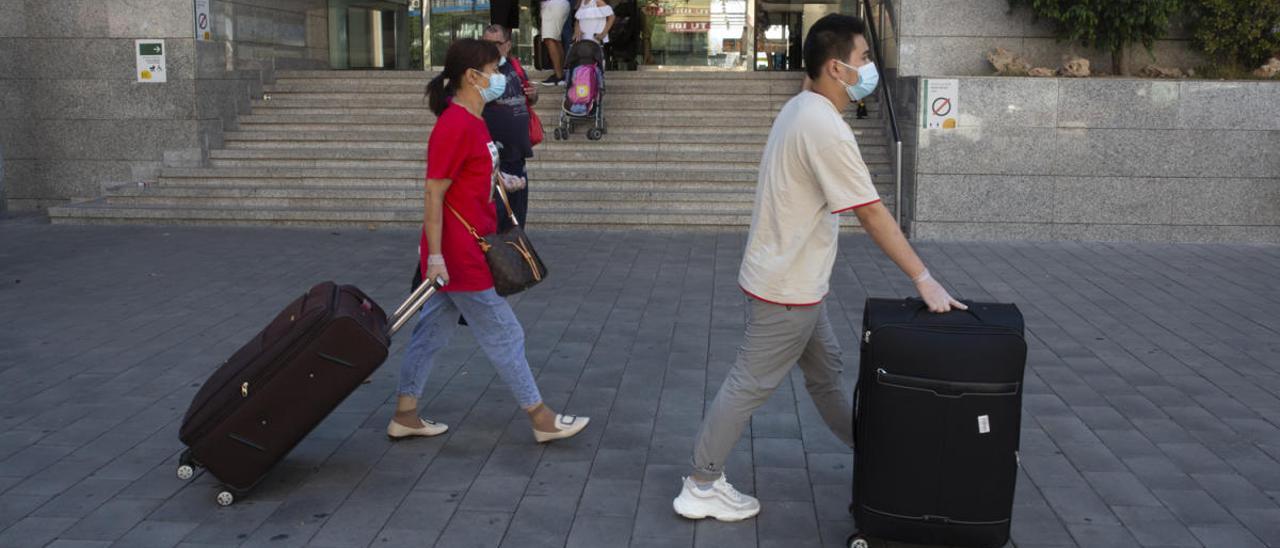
{"left": 420, "top": 102, "right": 500, "bottom": 292}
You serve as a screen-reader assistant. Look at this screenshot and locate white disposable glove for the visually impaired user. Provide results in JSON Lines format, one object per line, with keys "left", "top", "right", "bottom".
{"left": 499, "top": 172, "right": 527, "bottom": 192}
{"left": 913, "top": 270, "right": 967, "bottom": 313}
{"left": 426, "top": 254, "right": 449, "bottom": 286}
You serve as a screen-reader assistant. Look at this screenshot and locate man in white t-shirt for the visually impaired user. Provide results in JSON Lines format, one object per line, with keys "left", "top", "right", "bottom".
{"left": 672, "top": 13, "right": 967, "bottom": 522}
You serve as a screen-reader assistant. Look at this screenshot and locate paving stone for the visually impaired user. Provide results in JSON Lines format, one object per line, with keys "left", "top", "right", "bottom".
{"left": 758, "top": 500, "right": 821, "bottom": 547}
{"left": 498, "top": 495, "right": 577, "bottom": 548}
{"left": 5, "top": 226, "right": 1280, "bottom": 548}
{"left": 0, "top": 516, "right": 78, "bottom": 547}
{"left": 1111, "top": 505, "right": 1200, "bottom": 547}
{"left": 632, "top": 496, "right": 695, "bottom": 544}
{"left": 1065, "top": 522, "right": 1141, "bottom": 548}
{"left": 1082, "top": 471, "right": 1161, "bottom": 507}
{"left": 752, "top": 438, "right": 807, "bottom": 469}
{"left": 577, "top": 478, "right": 641, "bottom": 518}
{"left": 1231, "top": 508, "right": 1280, "bottom": 547}
{"left": 30, "top": 478, "right": 132, "bottom": 520}
{"left": 755, "top": 467, "right": 813, "bottom": 502}
{"left": 565, "top": 515, "right": 633, "bottom": 548}
{"left": 109, "top": 520, "right": 199, "bottom": 548}
{"left": 1191, "top": 473, "right": 1278, "bottom": 511}
{"left": 1188, "top": 525, "right": 1267, "bottom": 548}
{"left": 1040, "top": 486, "right": 1120, "bottom": 526}
{"left": 1010, "top": 502, "right": 1075, "bottom": 546}
{"left": 1151, "top": 489, "right": 1240, "bottom": 526}
{"left": 46, "top": 541, "right": 113, "bottom": 548}
{"left": 434, "top": 510, "right": 513, "bottom": 548}
{"left": 59, "top": 497, "right": 162, "bottom": 542}
{"left": 694, "top": 519, "right": 758, "bottom": 548}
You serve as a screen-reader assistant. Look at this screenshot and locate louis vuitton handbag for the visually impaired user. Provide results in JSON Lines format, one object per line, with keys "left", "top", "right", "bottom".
{"left": 446, "top": 183, "right": 548, "bottom": 296}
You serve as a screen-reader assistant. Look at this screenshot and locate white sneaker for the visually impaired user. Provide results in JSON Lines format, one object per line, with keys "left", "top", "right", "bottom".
{"left": 672, "top": 476, "right": 761, "bottom": 522}
{"left": 387, "top": 417, "right": 448, "bottom": 440}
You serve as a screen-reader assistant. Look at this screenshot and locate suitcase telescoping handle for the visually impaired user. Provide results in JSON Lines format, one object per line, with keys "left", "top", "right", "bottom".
{"left": 388, "top": 278, "right": 445, "bottom": 337}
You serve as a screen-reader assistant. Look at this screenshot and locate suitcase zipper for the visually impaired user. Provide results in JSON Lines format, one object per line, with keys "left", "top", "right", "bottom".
{"left": 187, "top": 284, "right": 340, "bottom": 443}
{"left": 875, "top": 368, "right": 1020, "bottom": 397}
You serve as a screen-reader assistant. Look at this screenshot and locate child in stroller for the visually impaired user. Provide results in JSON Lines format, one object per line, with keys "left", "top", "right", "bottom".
{"left": 554, "top": 40, "right": 606, "bottom": 141}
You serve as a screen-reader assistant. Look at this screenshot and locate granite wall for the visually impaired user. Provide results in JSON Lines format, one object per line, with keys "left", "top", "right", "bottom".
{"left": 907, "top": 77, "right": 1280, "bottom": 243}
{"left": 894, "top": 0, "right": 1206, "bottom": 77}
{"left": 0, "top": 0, "right": 327, "bottom": 211}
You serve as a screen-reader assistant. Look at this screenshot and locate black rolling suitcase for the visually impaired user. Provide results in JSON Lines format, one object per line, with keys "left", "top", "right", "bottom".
{"left": 175, "top": 280, "right": 439, "bottom": 507}
{"left": 848, "top": 298, "right": 1027, "bottom": 548}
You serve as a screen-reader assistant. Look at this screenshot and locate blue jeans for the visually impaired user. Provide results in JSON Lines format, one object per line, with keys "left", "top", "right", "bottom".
{"left": 397, "top": 288, "right": 543, "bottom": 408}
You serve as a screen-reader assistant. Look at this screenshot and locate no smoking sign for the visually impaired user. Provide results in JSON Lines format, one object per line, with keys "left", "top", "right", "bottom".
{"left": 923, "top": 79, "right": 959, "bottom": 129}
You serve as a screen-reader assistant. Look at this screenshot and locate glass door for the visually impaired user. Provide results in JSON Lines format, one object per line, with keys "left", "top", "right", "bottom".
{"left": 635, "top": 0, "right": 750, "bottom": 68}
{"left": 329, "top": 0, "right": 413, "bottom": 69}
{"left": 752, "top": 0, "right": 840, "bottom": 71}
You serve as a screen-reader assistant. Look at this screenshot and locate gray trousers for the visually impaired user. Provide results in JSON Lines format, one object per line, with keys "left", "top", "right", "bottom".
{"left": 692, "top": 298, "right": 854, "bottom": 479}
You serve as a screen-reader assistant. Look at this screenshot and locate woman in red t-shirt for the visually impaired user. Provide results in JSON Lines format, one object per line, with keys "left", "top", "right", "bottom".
{"left": 390, "top": 38, "right": 589, "bottom": 444}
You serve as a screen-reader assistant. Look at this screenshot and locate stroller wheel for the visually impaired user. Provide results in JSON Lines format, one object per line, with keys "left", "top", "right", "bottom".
{"left": 587, "top": 128, "right": 603, "bottom": 141}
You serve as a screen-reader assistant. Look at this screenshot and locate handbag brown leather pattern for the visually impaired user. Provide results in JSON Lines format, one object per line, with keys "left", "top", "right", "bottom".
{"left": 446, "top": 183, "right": 548, "bottom": 296}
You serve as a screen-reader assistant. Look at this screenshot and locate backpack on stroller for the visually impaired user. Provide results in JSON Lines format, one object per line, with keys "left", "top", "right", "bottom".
{"left": 554, "top": 40, "right": 606, "bottom": 141}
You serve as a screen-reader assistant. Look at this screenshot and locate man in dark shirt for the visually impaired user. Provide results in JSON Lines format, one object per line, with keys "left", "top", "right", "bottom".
{"left": 482, "top": 24, "right": 538, "bottom": 230}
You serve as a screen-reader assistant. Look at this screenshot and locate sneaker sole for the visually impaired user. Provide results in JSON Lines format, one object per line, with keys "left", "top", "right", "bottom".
{"left": 672, "top": 496, "right": 759, "bottom": 522}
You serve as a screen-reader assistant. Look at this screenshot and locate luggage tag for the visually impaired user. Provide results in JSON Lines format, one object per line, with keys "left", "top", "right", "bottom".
{"left": 978, "top": 414, "right": 990, "bottom": 434}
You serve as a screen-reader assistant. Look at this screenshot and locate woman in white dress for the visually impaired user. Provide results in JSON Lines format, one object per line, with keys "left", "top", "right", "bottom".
{"left": 573, "top": 0, "right": 615, "bottom": 44}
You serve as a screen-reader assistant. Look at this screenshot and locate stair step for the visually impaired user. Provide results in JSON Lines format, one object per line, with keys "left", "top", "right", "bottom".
{"left": 220, "top": 128, "right": 889, "bottom": 146}
{"left": 208, "top": 144, "right": 891, "bottom": 161}
{"left": 52, "top": 70, "right": 898, "bottom": 229}
{"left": 233, "top": 111, "right": 888, "bottom": 129}
{"left": 156, "top": 166, "right": 896, "bottom": 184}
{"left": 49, "top": 201, "right": 869, "bottom": 231}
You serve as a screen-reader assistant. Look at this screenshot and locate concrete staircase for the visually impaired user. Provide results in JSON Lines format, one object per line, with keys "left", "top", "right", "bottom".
{"left": 49, "top": 70, "right": 895, "bottom": 230}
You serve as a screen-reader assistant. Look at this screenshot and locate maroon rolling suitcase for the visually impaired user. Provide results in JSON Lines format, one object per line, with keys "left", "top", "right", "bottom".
{"left": 175, "top": 280, "right": 438, "bottom": 506}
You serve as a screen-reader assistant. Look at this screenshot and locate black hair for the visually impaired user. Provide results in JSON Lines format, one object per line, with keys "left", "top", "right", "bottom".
{"left": 425, "top": 38, "right": 502, "bottom": 116}
{"left": 803, "top": 14, "right": 867, "bottom": 81}
{"left": 483, "top": 24, "right": 513, "bottom": 43}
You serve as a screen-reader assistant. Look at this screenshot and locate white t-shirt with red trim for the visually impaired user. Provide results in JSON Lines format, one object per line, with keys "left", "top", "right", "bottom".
{"left": 739, "top": 91, "right": 881, "bottom": 306}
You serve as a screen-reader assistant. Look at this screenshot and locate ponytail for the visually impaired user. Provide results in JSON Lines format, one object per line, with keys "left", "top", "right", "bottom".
{"left": 426, "top": 74, "right": 451, "bottom": 117}
{"left": 424, "top": 39, "right": 501, "bottom": 117}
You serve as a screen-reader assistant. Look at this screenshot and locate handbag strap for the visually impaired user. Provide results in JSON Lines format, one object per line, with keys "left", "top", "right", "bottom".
{"left": 442, "top": 177, "right": 519, "bottom": 251}
{"left": 445, "top": 201, "right": 490, "bottom": 252}
{"left": 493, "top": 179, "right": 521, "bottom": 228}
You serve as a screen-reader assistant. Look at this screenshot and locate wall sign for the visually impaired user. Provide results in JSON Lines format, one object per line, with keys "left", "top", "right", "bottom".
{"left": 136, "top": 40, "right": 167, "bottom": 83}
{"left": 195, "top": 0, "right": 212, "bottom": 41}
{"left": 922, "top": 78, "right": 958, "bottom": 129}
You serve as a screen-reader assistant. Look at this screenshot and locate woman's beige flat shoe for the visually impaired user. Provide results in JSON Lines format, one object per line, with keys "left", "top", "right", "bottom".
{"left": 533, "top": 414, "right": 590, "bottom": 443}
{"left": 387, "top": 417, "right": 449, "bottom": 440}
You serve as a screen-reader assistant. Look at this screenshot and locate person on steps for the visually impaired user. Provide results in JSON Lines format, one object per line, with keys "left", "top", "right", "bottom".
{"left": 540, "top": 0, "right": 571, "bottom": 85}
{"left": 671, "top": 14, "right": 966, "bottom": 522}
{"left": 392, "top": 38, "right": 589, "bottom": 444}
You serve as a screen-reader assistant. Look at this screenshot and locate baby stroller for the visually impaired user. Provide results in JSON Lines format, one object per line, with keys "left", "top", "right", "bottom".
{"left": 554, "top": 40, "right": 606, "bottom": 141}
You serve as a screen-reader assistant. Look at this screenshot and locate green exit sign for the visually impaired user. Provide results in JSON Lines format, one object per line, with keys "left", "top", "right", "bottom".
{"left": 139, "top": 43, "right": 163, "bottom": 55}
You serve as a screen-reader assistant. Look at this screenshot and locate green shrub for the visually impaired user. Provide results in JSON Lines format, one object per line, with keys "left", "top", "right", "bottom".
{"left": 1188, "top": 0, "right": 1280, "bottom": 70}
{"left": 1008, "top": 0, "right": 1182, "bottom": 75}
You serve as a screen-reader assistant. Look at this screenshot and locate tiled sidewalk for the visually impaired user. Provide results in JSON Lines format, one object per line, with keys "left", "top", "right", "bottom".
{"left": 0, "top": 222, "right": 1277, "bottom": 548}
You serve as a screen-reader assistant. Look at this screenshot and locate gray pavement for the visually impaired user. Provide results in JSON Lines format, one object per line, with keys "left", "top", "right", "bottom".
{"left": 1, "top": 221, "right": 1278, "bottom": 548}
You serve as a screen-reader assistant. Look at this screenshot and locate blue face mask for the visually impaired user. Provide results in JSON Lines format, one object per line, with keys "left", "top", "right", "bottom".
{"left": 837, "top": 60, "right": 879, "bottom": 101}
{"left": 472, "top": 69, "right": 506, "bottom": 103}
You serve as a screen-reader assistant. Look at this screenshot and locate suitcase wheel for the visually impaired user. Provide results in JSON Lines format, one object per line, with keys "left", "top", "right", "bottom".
{"left": 216, "top": 490, "right": 235, "bottom": 507}
{"left": 176, "top": 449, "right": 197, "bottom": 481}
{"left": 846, "top": 533, "right": 869, "bottom": 548}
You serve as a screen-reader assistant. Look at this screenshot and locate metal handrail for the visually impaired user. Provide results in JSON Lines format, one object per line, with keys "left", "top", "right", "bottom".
{"left": 860, "top": 0, "right": 904, "bottom": 228}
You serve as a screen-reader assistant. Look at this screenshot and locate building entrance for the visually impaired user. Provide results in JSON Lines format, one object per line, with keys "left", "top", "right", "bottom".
{"left": 328, "top": 0, "right": 854, "bottom": 72}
